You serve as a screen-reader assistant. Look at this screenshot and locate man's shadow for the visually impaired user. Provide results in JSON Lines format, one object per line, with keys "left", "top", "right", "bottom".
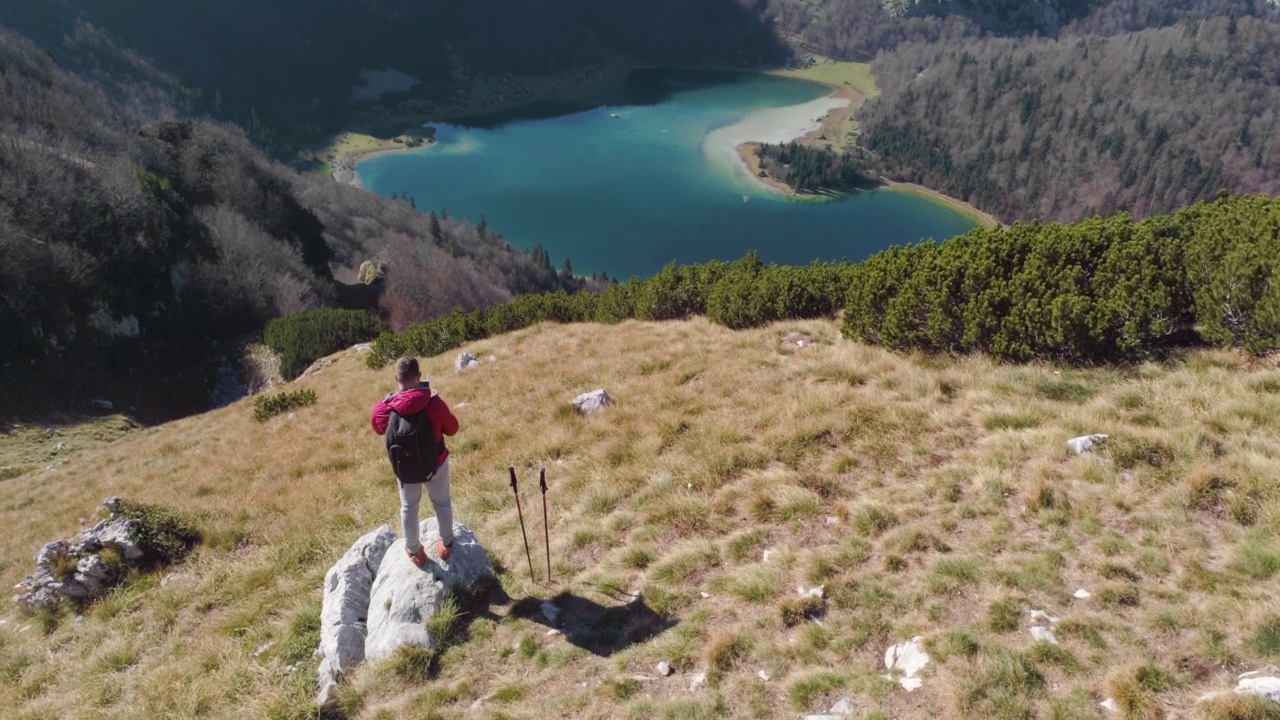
{"left": 461, "top": 572, "right": 676, "bottom": 658}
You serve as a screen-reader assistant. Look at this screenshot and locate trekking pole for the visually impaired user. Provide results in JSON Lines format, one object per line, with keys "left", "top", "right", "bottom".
{"left": 540, "top": 466, "right": 551, "bottom": 583}
{"left": 509, "top": 466, "right": 536, "bottom": 581}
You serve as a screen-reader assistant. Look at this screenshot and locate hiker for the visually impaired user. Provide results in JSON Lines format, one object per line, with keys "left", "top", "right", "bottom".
{"left": 371, "top": 357, "right": 460, "bottom": 566}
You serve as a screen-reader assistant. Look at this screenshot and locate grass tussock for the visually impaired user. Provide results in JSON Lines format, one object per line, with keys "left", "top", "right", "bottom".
{"left": 1105, "top": 664, "right": 1174, "bottom": 720}
{"left": 2, "top": 318, "right": 1279, "bottom": 718}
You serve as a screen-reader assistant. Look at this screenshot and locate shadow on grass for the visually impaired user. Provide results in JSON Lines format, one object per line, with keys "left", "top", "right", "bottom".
{"left": 507, "top": 589, "right": 676, "bottom": 658}
{"left": 466, "top": 567, "right": 676, "bottom": 657}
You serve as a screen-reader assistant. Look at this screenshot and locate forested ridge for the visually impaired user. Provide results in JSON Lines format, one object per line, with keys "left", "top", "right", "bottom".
{"left": 0, "top": 28, "right": 563, "bottom": 419}
{"left": 758, "top": 0, "right": 1280, "bottom": 223}
{"left": 859, "top": 15, "right": 1280, "bottom": 222}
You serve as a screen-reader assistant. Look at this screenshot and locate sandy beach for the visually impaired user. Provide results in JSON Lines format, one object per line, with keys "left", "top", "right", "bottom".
{"left": 703, "top": 95, "right": 851, "bottom": 182}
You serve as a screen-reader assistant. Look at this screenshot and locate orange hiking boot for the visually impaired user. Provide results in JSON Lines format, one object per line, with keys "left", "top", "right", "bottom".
{"left": 406, "top": 545, "right": 427, "bottom": 568}
{"left": 436, "top": 538, "right": 453, "bottom": 561}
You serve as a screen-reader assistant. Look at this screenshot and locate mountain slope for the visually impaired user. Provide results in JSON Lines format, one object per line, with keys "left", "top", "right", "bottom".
{"left": 0, "top": 27, "right": 561, "bottom": 420}
{"left": 3, "top": 318, "right": 1280, "bottom": 718}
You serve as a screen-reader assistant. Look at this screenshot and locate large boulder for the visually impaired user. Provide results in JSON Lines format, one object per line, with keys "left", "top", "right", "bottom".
{"left": 315, "top": 525, "right": 396, "bottom": 709}
{"left": 364, "top": 519, "right": 492, "bottom": 662}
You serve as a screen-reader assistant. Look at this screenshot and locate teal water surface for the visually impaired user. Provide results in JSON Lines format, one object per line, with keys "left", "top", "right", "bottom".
{"left": 358, "top": 70, "right": 977, "bottom": 279}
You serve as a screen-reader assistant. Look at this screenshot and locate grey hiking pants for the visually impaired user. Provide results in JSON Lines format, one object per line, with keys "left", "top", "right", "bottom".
{"left": 399, "top": 458, "right": 454, "bottom": 553}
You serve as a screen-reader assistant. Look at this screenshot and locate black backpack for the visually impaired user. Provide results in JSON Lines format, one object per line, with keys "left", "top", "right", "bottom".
{"left": 385, "top": 402, "right": 440, "bottom": 485}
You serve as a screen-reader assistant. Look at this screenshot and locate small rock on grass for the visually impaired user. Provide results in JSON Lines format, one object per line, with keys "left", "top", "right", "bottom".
{"left": 796, "top": 584, "right": 825, "bottom": 599}
{"left": 803, "top": 696, "right": 855, "bottom": 719}
{"left": 1030, "top": 625, "right": 1058, "bottom": 644}
{"left": 657, "top": 661, "right": 673, "bottom": 677}
{"left": 1074, "top": 588, "right": 1092, "bottom": 599}
{"left": 541, "top": 600, "right": 561, "bottom": 624}
{"left": 1029, "top": 609, "right": 1059, "bottom": 624}
{"left": 1066, "top": 434, "right": 1108, "bottom": 454}
{"left": 689, "top": 672, "right": 706, "bottom": 692}
{"left": 571, "top": 389, "right": 611, "bottom": 414}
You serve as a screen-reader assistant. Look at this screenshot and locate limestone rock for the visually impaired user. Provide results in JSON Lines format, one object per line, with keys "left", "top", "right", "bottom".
{"left": 1066, "top": 434, "right": 1108, "bottom": 454}
{"left": 884, "top": 636, "right": 930, "bottom": 691}
{"left": 781, "top": 332, "right": 814, "bottom": 348}
{"left": 541, "top": 600, "right": 562, "bottom": 625}
{"left": 315, "top": 525, "right": 396, "bottom": 708}
{"left": 364, "top": 519, "right": 492, "bottom": 663}
{"left": 1236, "top": 672, "right": 1280, "bottom": 702}
{"left": 1197, "top": 670, "right": 1280, "bottom": 705}
{"left": 1029, "top": 608, "right": 1060, "bottom": 643}
{"left": 1030, "top": 625, "right": 1058, "bottom": 644}
{"left": 804, "top": 696, "right": 854, "bottom": 719}
{"left": 1029, "top": 609, "right": 1059, "bottom": 624}
{"left": 571, "top": 389, "right": 611, "bottom": 414}
{"left": 1073, "top": 588, "right": 1092, "bottom": 599}
{"left": 455, "top": 352, "right": 480, "bottom": 372}
{"left": 12, "top": 500, "right": 146, "bottom": 614}
{"left": 657, "top": 661, "right": 673, "bottom": 677}
{"left": 797, "top": 584, "right": 825, "bottom": 599}
{"left": 688, "top": 672, "right": 707, "bottom": 692}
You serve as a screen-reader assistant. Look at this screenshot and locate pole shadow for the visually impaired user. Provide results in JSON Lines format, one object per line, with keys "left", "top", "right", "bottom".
{"left": 458, "top": 569, "right": 676, "bottom": 658}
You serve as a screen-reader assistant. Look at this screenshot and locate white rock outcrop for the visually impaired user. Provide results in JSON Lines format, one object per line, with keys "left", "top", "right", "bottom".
{"left": 455, "top": 352, "right": 480, "bottom": 372}
{"left": 571, "top": 389, "right": 611, "bottom": 414}
{"left": 884, "top": 636, "right": 930, "bottom": 691}
{"left": 315, "top": 525, "right": 396, "bottom": 708}
{"left": 364, "top": 519, "right": 492, "bottom": 662}
{"left": 13, "top": 497, "right": 145, "bottom": 613}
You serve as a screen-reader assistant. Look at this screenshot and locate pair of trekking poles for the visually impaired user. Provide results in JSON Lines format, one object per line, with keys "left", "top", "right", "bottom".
{"left": 509, "top": 465, "right": 552, "bottom": 582}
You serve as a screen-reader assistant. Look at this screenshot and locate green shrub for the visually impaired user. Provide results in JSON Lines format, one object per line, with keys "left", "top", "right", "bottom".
{"left": 366, "top": 196, "right": 1280, "bottom": 369}
{"left": 114, "top": 500, "right": 201, "bottom": 568}
{"left": 1185, "top": 195, "right": 1280, "bottom": 352}
{"left": 264, "top": 309, "right": 388, "bottom": 380}
{"left": 252, "top": 388, "right": 317, "bottom": 422}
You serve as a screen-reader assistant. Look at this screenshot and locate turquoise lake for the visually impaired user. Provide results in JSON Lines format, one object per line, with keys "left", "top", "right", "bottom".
{"left": 357, "top": 70, "right": 978, "bottom": 279}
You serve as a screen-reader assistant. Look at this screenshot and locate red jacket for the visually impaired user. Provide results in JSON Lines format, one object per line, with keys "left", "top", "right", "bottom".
{"left": 371, "top": 386, "right": 459, "bottom": 468}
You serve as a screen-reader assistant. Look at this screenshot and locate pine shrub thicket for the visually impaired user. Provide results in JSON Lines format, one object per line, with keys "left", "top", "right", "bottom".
{"left": 264, "top": 309, "right": 389, "bottom": 380}
{"left": 369, "top": 196, "right": 1280, "bottom": 368}
{"left": 252, "top": 388, "right": 319, "bottom": 422}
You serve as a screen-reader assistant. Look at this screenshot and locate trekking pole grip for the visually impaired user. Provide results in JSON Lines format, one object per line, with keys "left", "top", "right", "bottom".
{"left": 509, "top": 465, "right": 518, "bottom": 491}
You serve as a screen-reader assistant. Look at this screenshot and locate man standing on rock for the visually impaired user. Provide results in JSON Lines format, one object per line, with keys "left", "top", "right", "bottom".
{"left": 371, "top": 357, "right": 459, "bottom": 567}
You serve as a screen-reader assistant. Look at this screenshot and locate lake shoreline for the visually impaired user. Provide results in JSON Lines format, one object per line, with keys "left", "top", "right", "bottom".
{"left": 733, "top": 64, "right": 999, "bottom": 229}
{"left": 329, "top": 63, "right": 999, "bottom": 229}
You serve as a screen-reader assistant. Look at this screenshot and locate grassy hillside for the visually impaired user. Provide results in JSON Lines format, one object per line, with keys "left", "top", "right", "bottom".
{"left": 4, "top": 318, "right": 1280, "bottom": 719}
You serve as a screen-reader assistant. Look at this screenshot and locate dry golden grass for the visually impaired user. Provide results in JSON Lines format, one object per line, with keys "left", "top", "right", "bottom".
{"left": 3, "top": 318, "right": 1280, "bottom": 719}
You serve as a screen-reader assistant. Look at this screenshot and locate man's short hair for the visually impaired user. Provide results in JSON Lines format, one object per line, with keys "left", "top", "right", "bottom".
{"left": 394, "top": 357, "right": 420, "bottom": 382}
